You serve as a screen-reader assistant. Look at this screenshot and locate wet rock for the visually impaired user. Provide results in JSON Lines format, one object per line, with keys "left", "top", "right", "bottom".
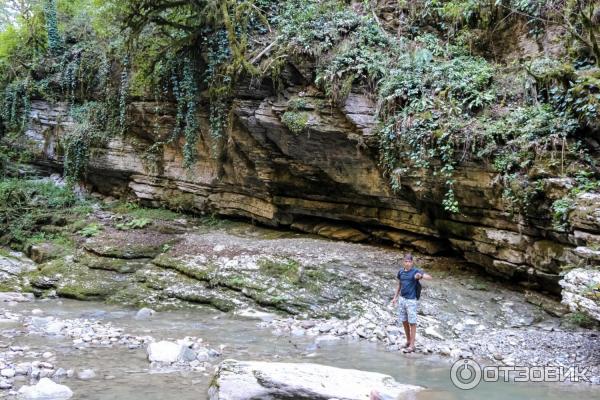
{"left": 195, "top": 348, "right": 210, "bottom": 362}
{"left": 53, "top": 368, "right": 67, "bottom": 378}
{"left": 0, "top": 368, "right": 15, "bottom": 378}
{"left": 0, "top": 292, "right": 33, "bottom": 303}
{"left": 134, "top": 308, "right": 155, "bottom": 319}
{"left": 315, "top": 335, "right": 340, "bottom": 345}
{"left": 77, "top": 369, "right": 95, "bottom": 380}
{"left": 179, "top": 347, "right": 197, "bottom": 362}
{"left": 235, "top": 308, "right": 276, "bottom": 321}
{"left": 208, "top": 360, "right": 423, "bottom": 400}
{"left": 15, "top": 363, "right": 30, "bottom": 376}
{"left": 18, "top": 378, "right": 73, "bottom": 399}
{"left": 146, "top": 341, "right": 182, "bottom": 363}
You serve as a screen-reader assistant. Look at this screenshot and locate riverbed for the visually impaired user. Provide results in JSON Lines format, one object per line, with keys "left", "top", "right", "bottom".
{"left": 0, "top": 298, "right": 596, "bottom": 400}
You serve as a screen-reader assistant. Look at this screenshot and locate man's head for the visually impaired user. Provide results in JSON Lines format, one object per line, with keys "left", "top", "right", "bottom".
{"left": 402, "top": 253, "right": 414, "bottom": 269}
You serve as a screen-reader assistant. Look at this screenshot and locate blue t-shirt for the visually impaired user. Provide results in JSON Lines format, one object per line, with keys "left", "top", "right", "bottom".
{"left": 397, "top": 267, "right": 423, "bottom": 300}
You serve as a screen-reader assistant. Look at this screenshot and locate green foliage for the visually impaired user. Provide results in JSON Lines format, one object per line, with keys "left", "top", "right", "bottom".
{"left": 62, "top": 101, "right": 118, "bottom": 182}
{"left": 0, "top": 177, "right": 83, "bottom": 246}
{"left": 276, "top": 0, "right": 360, "bottom": 56}
{"left": 78, "top": 222, "right": 102, "bottom": 237}
{"left": 0, "top": 143, "right": 30, "bottom": 176}
{"left": 566, "top": 311, "right": 597, "bottom": 329}
{"left": 551, "top": 197, "right": 574, "bottom": 230}
{"left": 376, "top": 41, "right": 495, "bottom": 212}
{"left": 552, "top": 171, "right": 600, "bottom": 230}
{"left": 115, "top": 217, "right": 151, "bottom": 230}
{"left": 110, "top": 201, "right": 181, "bottom": 220}
{"left": 118, "top": 55, "right": 130, "bottom": 133}
{"left": 258, "top": 257, "right": 300, "bottom": 282}
{"left": 0, "top": 78, "right": 32, "bottom": 134}
{"left": 43, "top": 0, "right": 62, "bottom": 54}
{"left": 281, "top": 110, "right": 309, "bottom": 134}
{"left": 316, "top": 20, "right": 391, "bottom": 102}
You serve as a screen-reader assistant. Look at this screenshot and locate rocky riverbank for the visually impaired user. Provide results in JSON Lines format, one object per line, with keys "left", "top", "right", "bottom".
{"left": 0, "top": 198, "right": 598, "bottom": 395}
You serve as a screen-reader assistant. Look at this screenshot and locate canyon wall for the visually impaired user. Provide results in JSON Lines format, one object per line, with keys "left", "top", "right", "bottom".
{"left": 20, "top": 76, "right": 600, "bottom": 299}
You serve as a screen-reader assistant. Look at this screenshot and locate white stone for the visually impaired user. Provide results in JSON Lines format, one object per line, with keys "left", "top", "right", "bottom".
{"left": 134, "top": 308, "right": 155, "bottom": 320}
{"left": 424, "top": 326, "right": 444, "bottom": 340}
{"left": 146, "top": 341, "right": 182, "bottom": 363}
{"left": 45, "top": 322, "right": 65, "bottom": 335}
{"left": 76, "top": 369, "right": 95, "bottom": 380}
{"left": 0, "top": 292, "right": 33, "bottom": 303}
{"left": 17, "top": 377, "right": 73, "bottom": 399}
{"left": 0, "top": 368, "right": 15, "bottom": 378}
{"left": 208, "top": 360, "right": 423, "bottom": 400}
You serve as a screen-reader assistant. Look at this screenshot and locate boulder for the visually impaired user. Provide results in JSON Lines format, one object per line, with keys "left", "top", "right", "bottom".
{"left": 560, "top": 268, "right": 600, "bottom": 322}
{"left": 0, "top": 251, "right": 36, "bottom": 277}
{"left": 146, "top": 340, "right": 195, "bottom": 363}
{"left": 17, "top": 377, "right": 73, "bottom": 399}
{"left": 207, "top": 360, "right": 423, "bottom": 400}
{"left": 147, "top": 341, "right": 182, "bottom": 363}
{"left": 0, "top": 292, "right": 34, "bottom": 302}
{"left": 29, "top": 243, "right": 63, "bottom": 264}
{"left": 76, "top": 369, "right": 95, "bottom": 380}
{"left": 134, "top": 308, "right": 155, "bottom": 319}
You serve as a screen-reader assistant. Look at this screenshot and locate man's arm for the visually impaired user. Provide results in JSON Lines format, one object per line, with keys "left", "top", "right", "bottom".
{"left": 391, "top": 280, "right": 401, "bottom": 305}
{"left": 415, "top": 272, "right": 432, "bottom": 280}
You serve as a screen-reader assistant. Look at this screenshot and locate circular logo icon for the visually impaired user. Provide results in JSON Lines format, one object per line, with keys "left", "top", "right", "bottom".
{"left": 450, "top": 359, "right": 482, "bottom": 390}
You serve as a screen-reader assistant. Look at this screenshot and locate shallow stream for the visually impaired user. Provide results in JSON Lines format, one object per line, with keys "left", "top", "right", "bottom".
{"left": 2, "top": 299, "right": 595, "bottom": 400}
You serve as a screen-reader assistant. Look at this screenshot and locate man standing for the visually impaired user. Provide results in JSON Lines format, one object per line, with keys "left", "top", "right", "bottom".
{"left": 391, "top": 253, "right": 432, "bottom": 353}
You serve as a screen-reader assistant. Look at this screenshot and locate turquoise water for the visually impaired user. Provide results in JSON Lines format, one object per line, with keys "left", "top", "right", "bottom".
{"left": 6, "top": 299, "right": 597, "bottom": 400}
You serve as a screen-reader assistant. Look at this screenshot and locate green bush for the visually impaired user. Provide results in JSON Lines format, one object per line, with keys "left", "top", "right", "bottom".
{"left": 0, "top": 178, "right": 83, "bottom": 246}
{"left": 276, "top": 0, "right": 360, "bottom": 56}
{"left": 281, "top": 111, "right": 309, "bottom": 134}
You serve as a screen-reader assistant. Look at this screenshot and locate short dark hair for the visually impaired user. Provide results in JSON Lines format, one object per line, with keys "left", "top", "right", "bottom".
{"left": 403, "top": 253, "right": 413, "bottom": 261}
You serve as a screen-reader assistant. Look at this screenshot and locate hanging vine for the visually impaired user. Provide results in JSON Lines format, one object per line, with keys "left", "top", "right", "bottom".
{"left": 181, "top": 56, "right": 199, "bottom": 167}
{"left": 0, "top": 79, "right": 32, "bottom": 135}
{"left": 43, "top": 0, "right": 63, "bottom": 55}
{"left": 118, "top": 56, "right": 130, "bottom": 133}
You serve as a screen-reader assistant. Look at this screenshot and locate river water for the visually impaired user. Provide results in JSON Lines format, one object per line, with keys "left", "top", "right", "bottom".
{"left": 2, "top": 299, "right": 595, "bottom": 400}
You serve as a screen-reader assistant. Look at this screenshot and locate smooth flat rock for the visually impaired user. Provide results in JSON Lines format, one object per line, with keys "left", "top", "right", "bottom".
{"left": 0, "top": 292, "right": 34, "bottom": 303}
{"left": 208, "top": 359, "right": 423, "bottom": 400}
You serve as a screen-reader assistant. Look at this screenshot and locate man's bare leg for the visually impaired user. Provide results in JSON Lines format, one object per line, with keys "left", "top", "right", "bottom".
{"left": 408, "top": 323, "right": 417, "bottom": 350}
{"left": 402, "top": 321, "right": 411, "bottom": 347}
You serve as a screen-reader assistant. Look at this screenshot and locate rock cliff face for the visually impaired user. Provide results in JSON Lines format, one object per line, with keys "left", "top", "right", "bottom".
{"left": 20, "top": 76, "right": 600, "bottom": 300}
